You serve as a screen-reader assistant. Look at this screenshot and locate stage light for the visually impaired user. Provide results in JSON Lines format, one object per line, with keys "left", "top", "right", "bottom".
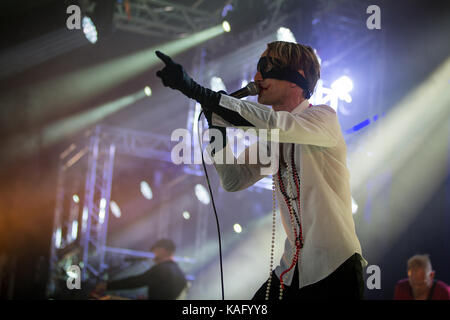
{"left": 222, "top": 21, "right": 231, "bottom": 33}
{"left": 331, "top": 76, "right": 353, "bottom": 103}
{"left": 144, "top": 86, "right": 152, "bottom": 97}
{"left": 82, "top": 16, "right": 98, "bottom": 44}
{"left": 8, "top": 24, "right": 227, "bottom": 137}
{"left": 99, "top": 198, "right": 107, "bottom": 223}
{"left": 2, "top": 22, "right": 230, "bottom": 165}
{"left": 41, "top": 90, "right": 146, "bottom": 151}
{"left": 347, "top": 57, "right": 450, "bottom": 261}
{"left": 233, "top": 223, "right": 242, "bottom": 233}
{"left": 140, "top": 181, "right": 153, "bottom": 200}
{"left": 72, "top": 194, "right": 80, "bottom": 203}
{"left": 210, "top": 76, "right": 227, "bottom": 92}
{"left": 276, "top": 27, "right": 296, "bottom": 43}
{"left": 66, "top": 267, "right": 79, "bottom": 279}
{"left": 182, "top": 211, "right": 191, "bottom": 220}
{"left": 314, "top": 49, "right": 322, "bottom": 65}
{"left": 71, "top": 220, "right": 78, "bottom": 240}
{"left": 195, "top": 184, "right": 210, "bottom": 204}
{"left": 55, "top": 227, "right": 62, "bottom": 248}
{"left": 351, "top": 197, "right": 358, "bottom": 214}
{"left": 110, "top": 200, "right": 121, "bottom": 218}
{"left": 221, "top": 4, "right": 233, "bottom": 17}
{"left": 81, "top": 206, "right": 88, "bottom": 232}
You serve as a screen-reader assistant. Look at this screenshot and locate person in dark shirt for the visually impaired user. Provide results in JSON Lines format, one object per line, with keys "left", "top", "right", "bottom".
{"left": 95, "top": 239, "right": 187, "bottom": 300}
{"left": 394, "top": 254, "right": 450, "bottom": 300}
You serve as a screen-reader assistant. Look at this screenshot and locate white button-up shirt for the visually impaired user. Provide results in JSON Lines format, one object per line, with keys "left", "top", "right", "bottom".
{"left": 208, "top": 94, "right": 367, "bottom": 289}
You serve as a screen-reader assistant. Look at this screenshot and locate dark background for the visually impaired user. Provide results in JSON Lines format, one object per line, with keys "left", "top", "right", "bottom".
{"left": 0, "top": 0, "right": 449, "bottom": 299}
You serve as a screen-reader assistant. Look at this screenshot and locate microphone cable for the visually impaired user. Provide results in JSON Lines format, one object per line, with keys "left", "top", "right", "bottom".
{"left": 192, "top": 84, "right": 258, "bottom": 300}
{"left": 196, "top": 110, "right": 225, "bottom": 300}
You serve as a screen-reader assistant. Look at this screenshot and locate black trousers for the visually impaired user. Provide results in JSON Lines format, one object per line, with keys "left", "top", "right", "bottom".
{"left": 252, "top": 253, "right": 364, "bottom": 300}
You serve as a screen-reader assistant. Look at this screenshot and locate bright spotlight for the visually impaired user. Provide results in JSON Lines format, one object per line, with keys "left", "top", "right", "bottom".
{"left": 54, "top": 227, "right": 62, "bottom": 248}
{"left": 140, "top": 181, "right": 153, "bottom": 200}
{"left": 182, "top": 211, "right": 191, "bottom": 220}
{"left": 99, "top": 198, "right": 107, "bottom": 223}
{"left": 210, "top": 76, "right": 227, "bottom": 92}
{"left": 110, "top": 200, "right": 121, "bottom": 218}
{"left": 195, "top": 184, "right": 210, "bottom": 204}
{"left": 66, "top": 268, "right": 79, "bottom": 279}
{"left": 221, "top": 4, "right": 233, "bottom": 17}
{"left": 331, "top": 76, "right": 353, "bottom": 103}
{"left": 233, "top": 223, "right": 242, "bottom": 233}
{"left": 144, "top": 86, "right": 152, "bottom": 96}
{"left": 82, "top": 16, "right": 98, "bottom": 44}
{"left": 277, "top": 27, "right": 297, "bottom": 43}
{"left": 314, "top": 49, "right": 322, "bottom": 65}
{"left": 351, "top": 197, "right": 358, "bottom": 214}
{"left": 81, "top": 206, "right": 88, "bottom": 231}
{"left": 72, "top": 194, "right": 80, "bottom": 203}
{"left": 222, "top": 21, "right": 231, "bottom": 33}
{"left": 71, "top": 220, "right": 78, "bottom": 240}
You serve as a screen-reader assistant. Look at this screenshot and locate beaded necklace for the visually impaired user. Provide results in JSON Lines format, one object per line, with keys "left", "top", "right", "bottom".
{"left": 265, "top": 143, "right": 304, "bottom": 300}
{"left": 265, "top": 103, "right": 311, "bottom": 300}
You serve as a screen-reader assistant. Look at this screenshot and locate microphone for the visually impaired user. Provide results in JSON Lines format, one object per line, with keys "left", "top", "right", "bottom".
{"left": 230, "top": 82, "right": 259, "bottom": 99}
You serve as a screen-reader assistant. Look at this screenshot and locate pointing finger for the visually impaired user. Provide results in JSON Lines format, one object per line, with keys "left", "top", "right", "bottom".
{"left": 155, "top": 50, "right": 172, "bottom": 65}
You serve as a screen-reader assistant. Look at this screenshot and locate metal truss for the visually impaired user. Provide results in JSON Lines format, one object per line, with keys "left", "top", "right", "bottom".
{"left": 95, "top": 124, "right": 174, "bottom": 161}
{"left": 47, "top": 124, "right": 206, "bottom": 296}
{"left": 113, "top": 0, "right": 289, "bottom": 39}
{"left": 47, "top": 142, "right": 87, "bottom": 296}
{"left": 114, "top": 0, "right": 221, "bottom": 38}
{"left": 80, "top": 126, "right": 116, "bottom": 280}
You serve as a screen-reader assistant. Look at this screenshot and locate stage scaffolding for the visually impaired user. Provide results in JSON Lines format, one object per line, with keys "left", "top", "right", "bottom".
{"left": 47, "top": 122, "right": 273, "bottom": 298}
{"left": 46, "top": 124, "right": 197, "bottom": 297}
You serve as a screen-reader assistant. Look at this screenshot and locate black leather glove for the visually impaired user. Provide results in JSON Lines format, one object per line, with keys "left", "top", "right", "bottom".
{"left": 156, "top": 51, "right": 255, "bottom": 127}
{"left": 155, "top": 51, "right": 221, "bottom": 108}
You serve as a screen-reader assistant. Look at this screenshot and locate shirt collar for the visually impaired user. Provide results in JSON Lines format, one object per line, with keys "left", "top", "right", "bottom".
{"left": 291, "top": 99, "right": 311, "bottom": 114}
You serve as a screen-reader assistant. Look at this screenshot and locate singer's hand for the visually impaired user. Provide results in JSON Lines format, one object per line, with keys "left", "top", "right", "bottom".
{"left": 155, "top": 50, "right": 222, "bottom": 107}
{"left": 155, "top": 51, "right": 193, "bottom": 94}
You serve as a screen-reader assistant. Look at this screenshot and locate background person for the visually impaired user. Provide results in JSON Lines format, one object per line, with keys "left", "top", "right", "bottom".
{"left": 94, "top": 238, "right": 187, "bottom": 300}
{"left": 394, "top": 254, "right": 450, "bottom": 300}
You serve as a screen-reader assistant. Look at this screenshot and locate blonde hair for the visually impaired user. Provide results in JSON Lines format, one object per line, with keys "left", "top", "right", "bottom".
{"left": 266, "top": 41, "right": 321, "bottom": 97}
{"left": 407, "top": 254, "right": 432, "bottom": 273}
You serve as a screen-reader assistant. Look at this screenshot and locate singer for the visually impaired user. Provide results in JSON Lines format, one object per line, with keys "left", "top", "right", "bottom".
{"left": 155, "top": 41, "right": 367, "bottom": 300}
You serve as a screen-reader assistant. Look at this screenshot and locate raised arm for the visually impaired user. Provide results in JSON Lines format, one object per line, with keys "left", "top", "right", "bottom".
{"left": 218, "top": 95, "right": 339, "bottom": 147}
